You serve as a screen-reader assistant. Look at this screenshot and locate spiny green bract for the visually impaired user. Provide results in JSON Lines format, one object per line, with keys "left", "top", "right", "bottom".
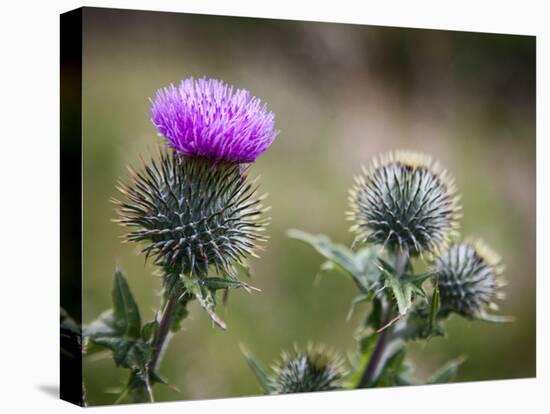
{"left": 348, "top": 151, "right": 461, "bottom": 256}
{"left": 271, "top": 345, "right": 346, "bottom": 394}
{"left": 433, "top": 239, "right": 506, "bottom": 318}
{"left": 113, "top": 152, "right": 269, "bottom": 278}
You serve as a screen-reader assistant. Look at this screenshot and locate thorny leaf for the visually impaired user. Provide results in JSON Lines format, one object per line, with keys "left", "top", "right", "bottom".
{"left": 378, "top": 258, "right": 413, "bottom": 316}
{"left": 374, "top": 348, "right": 416, "bottom": 387}
{"left": 201, "top": 276, "right": 260, "bottom": 293}
{"left": 84, "top": 270, "right": 153, "bottom": 403}
{"left": 427, "top": 356, "right": 466, "bottom": 384}
{"left": 240, "top": 344, "right": 273, "bottom": 394}
{"left": 183, "top": 277, "right": 226, "bottom": 329}
{"left": 288, "top": 229, "right": 381, "bottom": 293}
{"left": 126, "top": 371, "right": 153, "bottom": 403}
{"left": 112, "top": 270, "right": 142, "bottom": 338}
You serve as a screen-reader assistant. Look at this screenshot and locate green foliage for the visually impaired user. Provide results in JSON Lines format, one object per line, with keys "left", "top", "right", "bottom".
{"left": 373, "top": 348, "right": 414, "bottom": 387}
{"left": 170, "top": 299, "right": 190, "bottom": 333}
{"left": 183, "top": 276, "right": 225, "bottom": 329}
{"left": 127, "top": 372, "right": 153, "bottom": 403}
{"left": 347, "top": 333, "right": 378, "bottom": 388}
{"left": 240, "top": 345, "right": 273, "bottom": 394}
{"left": 427, "top": 356, "right": 466, "bottom": 384}
{"left": 163, "top": 264, "right": 260, "bottom": 330}
{"left": 285, "top": 221, "right": 476, "bottom": 393}
{"left": 84, "top": 264, "right": 262, "bottom": 403}
{"left": 287, "top": 229, "right": 381, "bottom": 293}
{"left": 141, "top": 320, "right": 159, "bottom": 343}
{"left": 84, "top": 270, "right": 154, "bottom": 403}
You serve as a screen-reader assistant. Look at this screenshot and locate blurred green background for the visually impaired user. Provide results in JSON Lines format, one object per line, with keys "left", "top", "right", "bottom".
{"left": 79, "top": 7, "right": 536, "bottom": 405}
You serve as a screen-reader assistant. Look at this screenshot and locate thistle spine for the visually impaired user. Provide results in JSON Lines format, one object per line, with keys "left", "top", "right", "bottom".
{"left": 348, "top": 150, "right": 461, "bottom": 256}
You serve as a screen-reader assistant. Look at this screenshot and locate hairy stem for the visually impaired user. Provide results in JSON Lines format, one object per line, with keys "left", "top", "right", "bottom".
{"left": 357, "top": 251, "right": 409, "bottom": 388}
{"left": 149, "top": 292, "right": 178, "bottom": 375}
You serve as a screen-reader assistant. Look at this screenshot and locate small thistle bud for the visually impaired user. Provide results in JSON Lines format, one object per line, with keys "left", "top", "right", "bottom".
{"left": 114, "top": 152, "right": 269, "bottom": 277}
{"left": 271, "top": 345, "right": 346, "bottom": 394}
{"left": 433, "top": 239, "right": 506, "bottom": 318}
{"left": 348, "top": 151, "right": 461, "bottom": 256}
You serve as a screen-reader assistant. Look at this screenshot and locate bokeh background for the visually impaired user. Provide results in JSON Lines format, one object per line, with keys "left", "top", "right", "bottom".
{"left": 79, "top": 7, "right": 535, "bottom": 405}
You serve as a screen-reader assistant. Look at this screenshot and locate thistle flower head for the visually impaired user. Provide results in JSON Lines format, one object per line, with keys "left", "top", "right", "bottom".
{"left": 271, "top": 345, "right": 345, "bottom": 394}
{"left": 433, "top": 239, "right": 506, "bottom": 318}
{"left": 348, "top": 151, "right": 461, "bottom": 256}
{"left": 113, "top": 152, "right": 269, "bottom": 277}
{"left": 150, "top": 77, "right": 278, "bottom": 164}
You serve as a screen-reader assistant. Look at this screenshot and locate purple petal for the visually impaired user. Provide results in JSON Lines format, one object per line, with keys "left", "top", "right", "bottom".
{"left": 150, "top": 77, "right": 278, "bottom": 163}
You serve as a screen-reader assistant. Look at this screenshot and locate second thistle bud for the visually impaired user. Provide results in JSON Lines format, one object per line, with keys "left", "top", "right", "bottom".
{"left": 433, "top": 239, "right": 506, "bottom": 318}
{"left": 271, "top": 345, "right": 346, "bottom": 394}
{"left": 348, "top": 151, "right": 461, "bottom": 256}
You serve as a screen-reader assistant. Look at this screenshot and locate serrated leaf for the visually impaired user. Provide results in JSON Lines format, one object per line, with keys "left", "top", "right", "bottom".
{"left": 127, "top": 371, "right": 153, "bottom": 403}
{"left": 379, "top": 259, "right": 412, "bottom": 316}
{"left": 84, "top": 309, "right": 118, "bottom": 339}
{"left": 201, "top": 277, "right": 259, "bottom": 292}
{"left": 149, "top": 370, "right": 167, "bottom": 385}
{"left": 288, "top": 229, "right": 361, "bottom": 275}
{"left": 149, "top": 370, "right": 180, "bottom": 393}
{"left": 85, "top": 271, "right": 146, "bottom": 355}
{"left": 91, "top": 336, "right": 151, "bottom": 372}
{"left": 170, "top": 298, "right": 190, "bottom": 333}
{"left": 372, "top": 345, "right": 411, "bottom": 387}
{"left": 85, "top": 311, "right": 152, "bottom": 368}
{"left": 427, "top": 356, "right": 466, "bottom": 384}
{"left": 399, "top": 308, "right": 446, "bottom": 341}
{"left": 288, "top": 229, "right": 381, "bottom": 293}
{"left": 356, "top": 247, "right": 383, "bottom": 283}
{"left": 183, "top": 277, "right": 226, "bottom": 329}
{"left": 112, "top": 270, "right": 141, "bottom": 339}
{"left": 240, "top": 344, "right": 273, "bottom": 394}
{"left": 407, "top": 271, "right": 437, "bottom": 284}
{"left": 141, "top": 320, "right": 159, "bottom": 342}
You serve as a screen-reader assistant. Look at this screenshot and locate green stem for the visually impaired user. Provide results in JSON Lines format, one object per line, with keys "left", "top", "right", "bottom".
{"left": 149, "top": 292, "right": 179, "bottom": 375}
{"left": 357, "top": 296, "right": 392, "bottom": 388}
{"left": 357, "top": 251, "right": 409, "bottom": 388}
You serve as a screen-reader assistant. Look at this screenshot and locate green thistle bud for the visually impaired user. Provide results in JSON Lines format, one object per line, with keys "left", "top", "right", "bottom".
{"left": 433, "top": 239, "right": 506, "bottom": 318}
{"left": 348, "top": 151, "right": 461, "bottom": 256}
{"left": 271, "top": 345, "right": 346, "bottom": 394}
{"left": 113, "top": 152, "right": 269, "bottom": 278}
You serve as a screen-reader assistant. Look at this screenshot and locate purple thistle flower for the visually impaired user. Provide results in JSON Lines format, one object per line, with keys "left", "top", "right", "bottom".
{"left": 150, "top": 77, "right": 278, "bottom": 164}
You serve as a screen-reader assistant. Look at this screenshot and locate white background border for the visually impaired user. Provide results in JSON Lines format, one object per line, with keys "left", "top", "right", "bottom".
{"left": 0, "top": 1, "right": 546, "bottom": 412}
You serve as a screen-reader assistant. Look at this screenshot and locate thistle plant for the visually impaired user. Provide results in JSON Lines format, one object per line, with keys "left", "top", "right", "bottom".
{"left": 242, "top": 344, "right": 347, "bottom": 395}
{"left": 434, "top": 240, "right": 506, "bottom": 320}
{"left": 348, "top": 151, "right": 460, "bottom": 256}
{"left": 245, "top": 150, "right": 511, "bottom": 393}
{"left": 84, "top": 77, "right": 277, "bottom": 403}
